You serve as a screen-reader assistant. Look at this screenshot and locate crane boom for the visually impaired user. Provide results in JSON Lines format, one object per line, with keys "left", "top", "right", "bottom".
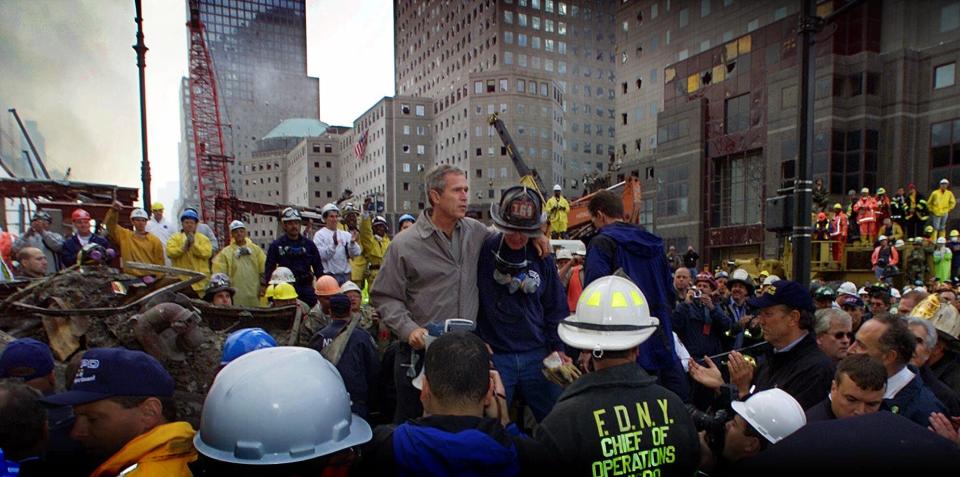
{"left": 187, "top": 0, "right": 232, "bottom": 245}
{"left": 487, "top": 113, "right": 547, "bottom": 195}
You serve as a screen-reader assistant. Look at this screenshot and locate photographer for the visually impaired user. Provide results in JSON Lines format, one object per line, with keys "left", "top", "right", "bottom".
{"left": 674, "top": 272, "right": 733, "bottom": 359}
{"left": 695, "top": 389, "right": 806, "bottom": 476}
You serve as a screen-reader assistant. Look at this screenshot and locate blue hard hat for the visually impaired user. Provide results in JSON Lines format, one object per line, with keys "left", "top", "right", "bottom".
{"left": 398, "top": 214, "right": 416, "bottom": 225}
{"left": 180, "top": 209, "right": 200, "bottom": 222}
{"left": 221, "top": 328, "right": 277, "bottom": 365}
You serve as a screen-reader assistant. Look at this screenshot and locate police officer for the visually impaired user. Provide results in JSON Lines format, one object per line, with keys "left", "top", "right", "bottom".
{"left": 535, "top": 276, "right": 700, "bottom": 477}
{"left": 264, "top": 207, "right": 325, "bottom": 307}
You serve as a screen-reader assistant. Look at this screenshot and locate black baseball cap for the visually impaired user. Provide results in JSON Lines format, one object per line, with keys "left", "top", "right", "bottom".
{"left": 748, "top": 280, "right": 815, "bottom": 312}
{"left": 41, "top": 348, "right": 174, "bottom": 407}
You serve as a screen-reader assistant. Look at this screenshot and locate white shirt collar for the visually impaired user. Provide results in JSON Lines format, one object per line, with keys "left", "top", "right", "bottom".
{"left": 774, "top": 332, "right": 809, "bottom": 354}
{"left": 884, "top": 366, "right": 915, "bottom": 399}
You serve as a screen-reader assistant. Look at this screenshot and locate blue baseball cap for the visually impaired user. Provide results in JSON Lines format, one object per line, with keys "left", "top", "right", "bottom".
{"left": 0, "top": 338, "right": 54, "bottom": 381}
{"left": 747, "top": 280, "right": 815, "bottom": 312}
{"left": 41, "top": 348, "right": 174, "bottom": 407}
{"left": 330, "top": 294, "right": 351, "bottom": 317}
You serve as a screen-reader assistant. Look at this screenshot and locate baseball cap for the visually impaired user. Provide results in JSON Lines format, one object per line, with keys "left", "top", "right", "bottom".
{"left": 0, "top": 338, "right": 54, "bottom": 381}
{"left": 838, "top": 294, "right": 865, "bottom": 308}
{"left": 747, "top": 280, "right": 815, "bottom": 312}
{"left": 41, "top": 348, "right": 174, "bottom": 407}
{"left": 329, "top": 294, "right": 351, "bottom": 317}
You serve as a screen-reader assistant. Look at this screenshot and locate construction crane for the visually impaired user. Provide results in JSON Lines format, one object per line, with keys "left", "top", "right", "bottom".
{"left": 186, "top": 0, "right": 232, "bottom": 244}
{"left": 488, "top": 113, "right": 547, "bottom": 196}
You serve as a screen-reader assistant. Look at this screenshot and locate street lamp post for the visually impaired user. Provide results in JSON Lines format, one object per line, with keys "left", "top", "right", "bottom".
{"left": 133, "top": 0, "right": 151, "bottom": 209}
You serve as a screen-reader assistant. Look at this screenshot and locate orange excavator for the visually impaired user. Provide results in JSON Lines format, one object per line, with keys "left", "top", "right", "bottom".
{"left": 488, "top": 113, "right": 644, "bottom": 240}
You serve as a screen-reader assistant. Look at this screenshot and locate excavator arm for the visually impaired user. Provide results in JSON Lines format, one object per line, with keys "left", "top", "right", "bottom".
{"left": 488, "top": 113, "right": 547, "bottom": 196}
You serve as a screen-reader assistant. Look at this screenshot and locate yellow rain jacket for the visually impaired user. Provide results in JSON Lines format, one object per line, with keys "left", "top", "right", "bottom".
{"left": 545, "top": 195, "right": 570, "bottom": 234}
{"left": 928, "top": 188, "right": 957, "bottom": 216}
{"left": 212, "top": 239, "right": 266, "bottom": 307}
{"left": 104, "top": 209, "right": 165, "bottom": 276}
{"left": 360, "top": 214, "right": 391, "bottom": 285}
{"left": 90, "top": 421, "right": 196, "bottom": 477}
{"left": 166, "top": 231, "right": 212, "bottom": 293}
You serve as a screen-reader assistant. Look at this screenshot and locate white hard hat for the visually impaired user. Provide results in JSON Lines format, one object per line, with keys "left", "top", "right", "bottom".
{"left": 320, "top": 203, "right": 340, "bottom": 217}
{"left": 941, "top": 178, "right": 950, "bottom": 185}
{"left": 762, "top": 275, "right": 781, "bottom": 286}
{"left": 553, "top": 184, "right": 562, "bottom": 192}
{"left": 895, "top": 239, "right": 905, "bottom": 248}
{"left": 731, "top": 388, "right": 805, "bottom": 444}
{"left": 938, "top": 237, "right": 947, "bottom": 245}
{"left": 731, "top": 268, "right": 751, "bottom": 282}
{"left": 837, "top": 281, "right": 858, "bottom": 297}
{"left": 280, "top": 207, "right": 301, "bottom": 222}
{"left": 229, "top": 220, "right": 246, "bottom": 231}
{"left": 858, "top": 287, "right": 867, "bottom": 295}
{"left": 130, "top": 208, "right": 149, "bottom": 220}
{"left": 556, "top": 249, "right": 573, "bottom": 260}
{"left": 194, "top": 347, "right": 372, "bottom": 465}
{"left": 891, "top": 288, "right": 901, "bottom": 299}
{"left": 268, "top": 267, "right": 296, "bottom": 285}
{"left": 878, "top": 235, "right": 888, "bottom": 242}
{"left": 559, "top": 276, "right": 660, "bottom": 352}
{"left": 339, "top": 281, "right": 362, "bottom": 294}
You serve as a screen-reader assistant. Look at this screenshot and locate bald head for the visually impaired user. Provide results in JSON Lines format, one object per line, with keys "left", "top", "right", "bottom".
{"left": 17, "top": 247, "right": 47, "bottom": 278}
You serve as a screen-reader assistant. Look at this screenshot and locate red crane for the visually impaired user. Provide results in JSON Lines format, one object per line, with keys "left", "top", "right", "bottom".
{"left": 186, "top": 0, "right": 232, "bottom": 244}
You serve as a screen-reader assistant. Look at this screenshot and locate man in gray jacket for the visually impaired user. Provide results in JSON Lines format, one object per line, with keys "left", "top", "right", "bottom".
{"left": 371, "top": 164, "right": 490, "bottom": 423}
{"left": 13, "top": 211, "right": 63, "bottom": 274}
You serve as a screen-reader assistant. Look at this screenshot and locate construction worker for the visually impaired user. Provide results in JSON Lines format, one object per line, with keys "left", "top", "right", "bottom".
{"left": 872, "top": 235, "right": 899, "bottom": 282}
{"left": 308, "top": 294, "right": 380, "bottom": 419}
{"left": 60, "top": 208, "right": 111, "bottom": 269}
{"left": 854, "top": 187, "right": 878, "bottom": 245}
{"left": 875, "top": 187, "right": 891, "bottom": 225}
{"left": 830, "top": 203, "right": 849, "bottom": 262}
{"left": 212, "top": 220, "right": 266, "bottom": 308}
{"left": 264, "top": 207, "right": 325, "bottom": 307}
{"left": 193, "top": 347, "right": 371, "bottom": 475}
{"left": 584, "top": 190, "right": 687, "bottom": 400}
{"left": 341, "top": 280, "right": 390, "bottom": 352}
{"left": 271, "top": 282, "right": 310, "bottom": 318}
{"left": 308, "top": 274, "right": 343, "bottom": 331}
{"left": 145, "top": 202, "right": 174, "bottom": 246}
{"left": 203, "top": 273, "right": 235, "bottom": 306}
{"left": 41, "top": 348, "right": 197, "bottom": 477}
{"left": 343, "top": 202, "right": 367, "bottom": 286}
{"left": 891, "top": 186, "right": 908, "bottom": 230}
{"left": 476, "top": 185, "right": 570, "bottom": 422}
{"left": 929, "top": 178, "right": 957, "bottom": 240}
{"left": 905, "top": 183, "right": 928, "bottom": 239}
{"left": 314, "top": 203, "right": 361, "bottom": 285}
{"left": 878, "top": 217, "right": 904, "bottom": 242}
{"left": 813, "top": 212, "right": 831, "bottom": 240}
{"left": 934, "top": 237, "right": 954, "bottom": 284}
{"left": 397, "top": 213, "right": 416, "bottom": 232}
{"left": 263, "top": 266, "right": 295, "bottom": 306}
{"left": 105, "top": 201, "right": 165, "bottom": 276}
{"left": 545, "top": 184, "right": 570, "bottom": 239}
{"left": 534, "top": 276, "right": 700, "bottom": 477}
{"left": 358, "top": 204, "right": 391, "bottom": 291}
{"left": 219, "top": 328, "right": 277, "bottom": 368}
{"left": 166, "top": 208, "right": 213, "bottom": 296}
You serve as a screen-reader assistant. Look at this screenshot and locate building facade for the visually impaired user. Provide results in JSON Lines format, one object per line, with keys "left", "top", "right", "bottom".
{"left": 178, "top": 0, "right": 320, "bottom": 213}
{"left": 615, "top": 0, "right": 960, "bottom": 267}
{"left": 395, "top": 0, "right": 616, "bottom": 216}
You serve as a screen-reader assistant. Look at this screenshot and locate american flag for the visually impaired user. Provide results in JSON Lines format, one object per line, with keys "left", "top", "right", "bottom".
{"left": 354, "top": 130, "right": 368, "bottom": 160}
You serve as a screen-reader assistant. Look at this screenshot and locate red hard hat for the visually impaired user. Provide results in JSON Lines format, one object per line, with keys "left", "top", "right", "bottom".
{"left": 72, "top": 209, "right": 92, "bottom": 221}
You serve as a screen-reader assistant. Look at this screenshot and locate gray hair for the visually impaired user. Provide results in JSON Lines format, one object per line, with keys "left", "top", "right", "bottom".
{"left": 906, "top": 317, "right": 938, "bottom": 350}
{"left": 424, "top": 165, "right": 466, "bottom": 206}
{"left": 814, "top": 308, "right": 852, "bottom": 335}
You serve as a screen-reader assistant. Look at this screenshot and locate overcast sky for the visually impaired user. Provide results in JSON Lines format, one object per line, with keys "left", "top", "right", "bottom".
{"left": 0, "top": 0, "right": 394, "bottom": 209}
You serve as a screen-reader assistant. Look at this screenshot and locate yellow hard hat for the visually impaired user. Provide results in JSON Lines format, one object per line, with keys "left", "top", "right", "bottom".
{"left": 951, "top": 230, "right": 959, "bottom": 238}
{"left": 759, "top": 270, "right": 769, "bottom": 277}
{"left": 264, "top": 284, "right": 275, "bottom": 300}
{"left": 151, "top": 202, "right": 164, "bottom": 211}
{"left": 833, "top": 203, "right": 843, "bottom": 210}
{"left": 273, "top": 282, "right": 298, "bottom": 301}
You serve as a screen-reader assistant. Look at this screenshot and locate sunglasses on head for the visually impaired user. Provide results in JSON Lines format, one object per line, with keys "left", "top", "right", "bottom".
{"left": 833, "top": 331, "right": 855, "bottom": 340}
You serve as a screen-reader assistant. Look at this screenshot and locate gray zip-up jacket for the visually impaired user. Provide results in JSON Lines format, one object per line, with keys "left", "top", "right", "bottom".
{"left": 371, "top": 209, "right": 490, "bottom": 342}
{"left": 13, "top": 229, "right": 64, "bottom": 273}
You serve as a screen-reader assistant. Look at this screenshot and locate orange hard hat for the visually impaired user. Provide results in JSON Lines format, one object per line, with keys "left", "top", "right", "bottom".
{"left": 314, "top": 275, "right": 340, "bottom": 296}
{"left": 72, "top": 209, "right": 92, "bottom": 222}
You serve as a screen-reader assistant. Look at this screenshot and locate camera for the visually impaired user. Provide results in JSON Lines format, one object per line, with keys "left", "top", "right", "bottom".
{"left": 693, "top": 290, "right": 702, "bottom": 299}
{"left": 686, "top": 404, "right": 731, "bottom": 454}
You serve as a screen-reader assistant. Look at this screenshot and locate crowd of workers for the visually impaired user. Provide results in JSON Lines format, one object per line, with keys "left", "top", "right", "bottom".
{"left": 1, "top": 166, "right": 960, "bottom": 476}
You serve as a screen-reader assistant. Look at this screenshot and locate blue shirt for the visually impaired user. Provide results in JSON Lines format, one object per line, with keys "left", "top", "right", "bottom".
{"left": 476, "top": 234, "right": 568, "bottom": 353}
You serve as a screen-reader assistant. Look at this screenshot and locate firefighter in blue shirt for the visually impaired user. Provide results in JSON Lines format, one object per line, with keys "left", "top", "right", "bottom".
{"left": 476, "top": 185, "right": 570, "bottom": 422}
{"left": 264, "top": 207, "right": 325, "bottom": 307}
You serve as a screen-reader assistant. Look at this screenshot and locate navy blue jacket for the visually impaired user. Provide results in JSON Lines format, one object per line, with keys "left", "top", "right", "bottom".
{"left": 308, "top": 319, "right": 379, "bottom": 418}
{"left": 584, "top": 222, "right": 678, "bottom": 370}
{"left": 673, "top": 300, "right": 732, "bottom": 358}
{"left": 476, "top": 234, "right": 568, "bottom": 354}
{"left": 883, "top": 369, "right": 947, "bottom": 427}
{"left": 60, "top": 234, "right": 110, "bottom": 268}
{"left": 264, "top": 233, "right": 324, "bottom": 303}
{"left": 360, "top": 415, "right": 545, "bottom": 477}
